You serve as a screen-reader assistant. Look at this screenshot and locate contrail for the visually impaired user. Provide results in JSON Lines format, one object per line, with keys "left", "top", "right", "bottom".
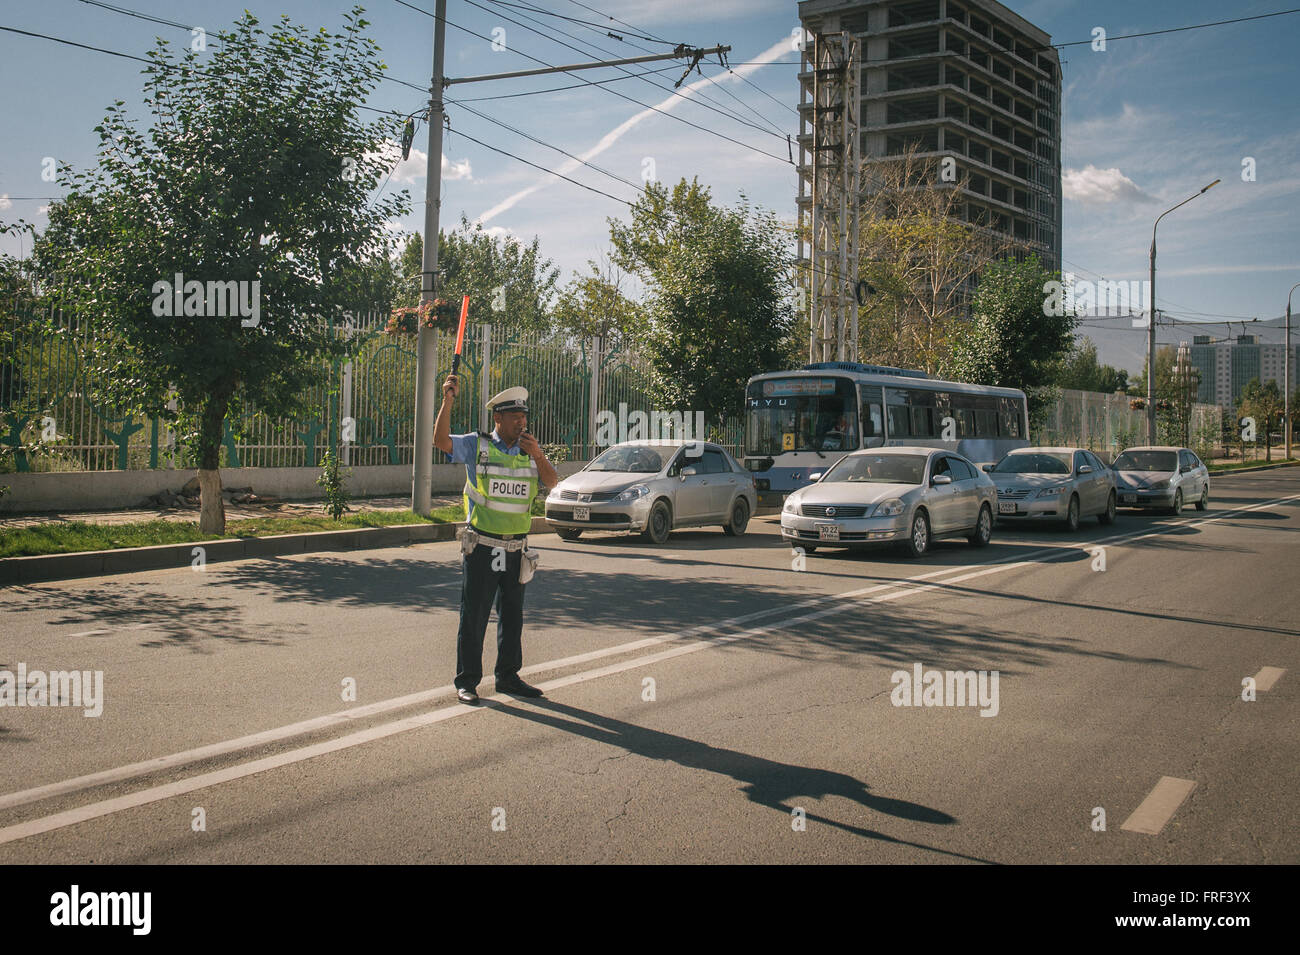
{"left": 473, "top": 37, "right": 794, "bottom": 226}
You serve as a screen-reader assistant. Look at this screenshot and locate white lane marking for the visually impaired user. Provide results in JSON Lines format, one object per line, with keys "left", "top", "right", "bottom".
{"left": 4, "top": 490, "right": 1297, "bottom": 834}
{"left": 67, "top": 630, "right": 112, "bottom": 637}
{"left": 0, "top": 564, "right": 996, "bottom": 846}
{"left": 1121, "top": 776, "right": 1197, "bottom": 835}
{"left": 0, "top": 564, "right": 972, "bottom": 814}
{"left": 1253, "top": 667, "right": 1286, "bottom": 692}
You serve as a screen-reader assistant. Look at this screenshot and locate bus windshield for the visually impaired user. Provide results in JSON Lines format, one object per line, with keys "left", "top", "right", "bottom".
{"left": 746, "top": 377, "right": 858, "bottom": 454}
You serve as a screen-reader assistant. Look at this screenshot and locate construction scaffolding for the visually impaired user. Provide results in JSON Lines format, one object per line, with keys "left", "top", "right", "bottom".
{"left": 798, "top": 31, "right": 861, "bottom": 364}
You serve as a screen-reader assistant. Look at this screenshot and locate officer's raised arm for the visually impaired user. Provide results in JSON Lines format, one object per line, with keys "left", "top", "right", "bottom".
{"left": 434, "top": 374, "right": 458, "bottom": 454}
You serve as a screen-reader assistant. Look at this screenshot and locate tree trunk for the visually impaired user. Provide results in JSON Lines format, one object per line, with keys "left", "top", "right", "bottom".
{"left": 198, "top": 469, "right": 225, "bottom": 534}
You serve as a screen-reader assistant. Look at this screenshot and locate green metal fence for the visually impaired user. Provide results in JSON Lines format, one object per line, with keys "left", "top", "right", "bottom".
{"left": 1, "top": 302, "right": 745, "bottom": 473}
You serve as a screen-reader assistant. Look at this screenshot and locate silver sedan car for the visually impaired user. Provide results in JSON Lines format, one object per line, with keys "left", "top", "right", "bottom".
{"left": 544, "top": 440, "right": 758, "bottom": 545}
{"left": 1113, "top": 446, "right": 1210, "bottom": 514}
{"left": 984, "top": 447, "right": 1117, "bottom": 530}
{"left": 780, "top": 446, "right": 996, "bottom": 558}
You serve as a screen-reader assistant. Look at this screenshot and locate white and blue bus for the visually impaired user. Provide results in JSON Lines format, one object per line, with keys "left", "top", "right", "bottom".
{"left": 744, "top": 362, "right": 1030, "bottom": 505}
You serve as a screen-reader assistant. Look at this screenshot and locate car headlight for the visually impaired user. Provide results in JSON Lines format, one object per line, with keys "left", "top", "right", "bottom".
{"left": 783, "top": 497, "right": 798, "bottom": 514}
{"left": 616, "top": 483, "right": 650, "bottom": 502}
{"left": 547, "top": 487, "right": 564, "bottom": 501}
{"left": 1146, "top": 479, "right": 1170, "bottom": 490}
{"left": 874, "top": 499, "right": 904, "bottom": 517}
{"left": 1036, "top": 484, "right": 1069, "bottom": 497}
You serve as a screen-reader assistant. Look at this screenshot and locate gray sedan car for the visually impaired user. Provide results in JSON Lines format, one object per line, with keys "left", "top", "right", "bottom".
{"left": 985, "top": 447, "right": 1117, "bottom": 530}
{"left": 544, "top": 440, "right": 758, "bottom": 544}
{"left": 1113, "top": 446, "right": 1209, "bottom": 514}
{"left": 780, "top": 446, "right": 996, "bottom": 558}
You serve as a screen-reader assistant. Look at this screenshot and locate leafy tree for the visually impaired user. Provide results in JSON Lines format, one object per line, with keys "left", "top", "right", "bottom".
{"left": 1128, "top": 345, "right": 1177, "bottom": 400}
{"left": 432, "top": 216, "right": 559, "bottom": 332}
{"left": 942, "top": 254, "right": 1075, "bottom": 418}
{"left": 608, "top": 179, "right": 793, "bottom": 418}
{"left": 551, "top": 253, "right": 647, "bottom": 351}
{"left": 1057, "top": 337, "right": 1128, "bottom": 393}
{"left": 856, "top": 144, "right": 1018, "bottom": 373}
{"left": 31, "top": 8, "right": 409, "bottom": 532}
{"left": 1238, "top": 377, "right": 1284, "bottom": 461}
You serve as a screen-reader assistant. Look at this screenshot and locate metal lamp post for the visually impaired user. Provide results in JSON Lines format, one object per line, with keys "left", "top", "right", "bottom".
{"left": 1148, "top": 179, "right": 1221, "bottom": 444}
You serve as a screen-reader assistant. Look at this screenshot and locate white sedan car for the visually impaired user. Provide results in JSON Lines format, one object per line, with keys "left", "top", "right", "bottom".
{"left": 780, "top": 446, "right": 996, "bottom": 558}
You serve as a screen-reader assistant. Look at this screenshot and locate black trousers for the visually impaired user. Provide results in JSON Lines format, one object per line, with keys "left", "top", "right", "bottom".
{"left": 454, "top": 542, "right": 526, "bottom": 691}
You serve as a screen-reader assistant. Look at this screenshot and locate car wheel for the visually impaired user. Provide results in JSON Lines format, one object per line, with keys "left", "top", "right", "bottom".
{"left": 1062, "top": 494, "right": 1080, "bottom": 532}
{"left": 1166, "top": 488, "right": 1183, "bottom": 516}
{"left": 967, "top": 504, "right": 992, "bottom": 547}
{"left": 641, "top": 499, "right": 672, "bottom": 544}
{"left": 1098, "top": 490, "right": 1116, "bottom": 525}
{"left": 556, "top": 527, "right": 583, "bottom": 541}
{"left": 900, "top": 509, "right": 930, "bottom": 558}
{"left": 796, "top": 543, "right": 817, "bottom": 554}
{"left": 1195, "top": 486, "right": 1208, "bottom": 511}
{"left": 722, "top": 498, "right": 750, "bottom": 537}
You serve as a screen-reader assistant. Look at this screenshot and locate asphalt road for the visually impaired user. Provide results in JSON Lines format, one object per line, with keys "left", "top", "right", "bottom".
{"left": 1, "top": 469, "right": 1296, "bottom": 864}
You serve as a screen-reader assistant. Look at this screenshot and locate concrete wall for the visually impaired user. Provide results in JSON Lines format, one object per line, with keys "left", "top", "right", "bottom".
{"left": 0, "top": 461, "right": 590, "bottom": 513}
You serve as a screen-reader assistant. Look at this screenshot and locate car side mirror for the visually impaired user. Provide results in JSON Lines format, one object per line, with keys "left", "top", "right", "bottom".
{"left": 981, "top": 463, "right": 993, "bottom": 472}
{"left": 1180, "top": 465, "right": 1191, "bottom": 474}
{"left": 931, "top": 474, "right": 953, "bottom": 486}
{"left": 809, "top": 472, "right": 823, "bottom": 482}
{"left": 681, "top": 466, "right": 697, "bottom": 479}
{"left": 1077, "top": 465, "right": 1093, "bottom": 474}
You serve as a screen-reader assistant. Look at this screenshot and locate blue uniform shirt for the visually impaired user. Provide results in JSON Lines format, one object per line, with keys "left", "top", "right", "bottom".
{"left": 448, "top": 429, "right": 524, "bottom": 523}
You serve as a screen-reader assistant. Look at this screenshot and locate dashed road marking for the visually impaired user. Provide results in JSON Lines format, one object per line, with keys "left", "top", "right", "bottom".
{"left": 1252, "top": 667, "right": 1286, "bottom": 691}
{"left": 1121, "top": 776, "right": 1197, "bottom": 835}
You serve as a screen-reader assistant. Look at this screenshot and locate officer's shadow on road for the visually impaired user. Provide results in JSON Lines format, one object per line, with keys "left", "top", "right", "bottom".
{"left": 493, "top": 697, "right": 996, "bottom": 864}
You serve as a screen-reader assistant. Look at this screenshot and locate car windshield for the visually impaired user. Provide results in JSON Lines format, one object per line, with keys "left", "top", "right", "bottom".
{"left": 821, "top": 453, "right": 927, "bottom": 485}
{"left": 587, "top": 445, "right": 668, "bottom": 473}
{"left": 993, "top": 452, "right": 1071, "bottom": 474}
{"left": 1114, "top": 451, "right": 1176, "bottom": 472}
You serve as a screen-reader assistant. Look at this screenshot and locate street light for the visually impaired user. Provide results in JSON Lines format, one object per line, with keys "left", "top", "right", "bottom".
{"left": 1287, "top": 282, "right": 1299, "bottom": 461}
{"left": 1148, "top": 178, "right": 1221, "bottom": 444}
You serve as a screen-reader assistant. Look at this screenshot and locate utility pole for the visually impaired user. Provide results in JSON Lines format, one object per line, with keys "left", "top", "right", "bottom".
{"left": 412, "top": 0, "right": 448, "bottom": 516}
{"left": 1287, "top": 283, "right": 1298, "bottom": 462}
{"left": 408, "top": 16, "right": 729, "bottom": 514}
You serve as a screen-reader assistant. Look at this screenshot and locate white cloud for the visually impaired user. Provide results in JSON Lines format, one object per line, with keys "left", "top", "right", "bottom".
{"left": 369, "top": 142, "right": 472, "bottom": 184}
{"left": 0, "top": 194, "right": 11, "bottom": 211}
{"left": 1063, "top": 164, "right": 1157, "bottom": 204}
{"left": 482, "top": 225, "right": 516, "bottom": 241}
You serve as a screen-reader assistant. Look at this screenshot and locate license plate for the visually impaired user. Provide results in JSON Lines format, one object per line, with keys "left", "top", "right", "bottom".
{"left": 574, "top": 506, "right": 590, "bottom": 521}
{"left": 817, "top": 523, "right": 840, "bottom": 541}
{"left": 998, "top": 501, "right": 1017, "bottom": 514}
{"left": 1122, "top": 495, "right": 1137, "bottom": 504}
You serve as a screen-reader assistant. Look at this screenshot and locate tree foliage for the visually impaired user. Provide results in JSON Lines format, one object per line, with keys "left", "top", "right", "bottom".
{"left": 942, "top": 254, "right": 1075, "bottom": 416}
{"left": 30, "top": 8, "right": 408, "bottom": 531}
{"left": 1057, "top": 337, "right": 1129, "bottom": 393}
{"left": 608, "top": 179, "right": 793, "bottom": 418}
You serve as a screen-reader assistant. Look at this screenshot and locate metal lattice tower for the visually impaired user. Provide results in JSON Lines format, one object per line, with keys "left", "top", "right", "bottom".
{"left": 798, "top": 32, "right": 861, "bottom": 363}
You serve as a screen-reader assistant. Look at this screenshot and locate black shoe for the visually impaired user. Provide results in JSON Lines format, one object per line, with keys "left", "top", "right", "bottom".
{"left": 495, "top": 677, "right": 544, "bottom": 698}
{"left": 456, "top": 688, "right": 480, "bottom": 705}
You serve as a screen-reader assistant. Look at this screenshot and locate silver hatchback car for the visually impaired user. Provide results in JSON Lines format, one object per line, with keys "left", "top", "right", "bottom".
{"left": 1113, "top": 446, "right": 1210, "bottom": 514}
{"left": 544, "top": 440, "right": 758, "bottom": 544}
{"left": 780, "top": 446, "right": 996, "bottom": 558}
{"left": 985, "top": 447, "right": 1117, "bottom": 530}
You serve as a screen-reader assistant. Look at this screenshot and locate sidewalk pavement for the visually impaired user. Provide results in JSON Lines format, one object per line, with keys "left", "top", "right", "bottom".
{"left": 0, "top": 494, "right": 461, "bottom": 531}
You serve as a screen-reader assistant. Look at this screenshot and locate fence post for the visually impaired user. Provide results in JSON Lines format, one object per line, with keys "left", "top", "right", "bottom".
{"left": 340, "top": 359, "right": 353, "bottom": 466}
{"left": 588, "top": 335, "right": 602, "bottom": 461}
{"left": 479, "top": 324, "right": 492, "bottom": 434}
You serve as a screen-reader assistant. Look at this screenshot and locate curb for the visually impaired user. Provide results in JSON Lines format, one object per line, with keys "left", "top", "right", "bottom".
{"left": 1207, "top": 460, "right": 1300, "bottom": 476}
{"left": 0, "top": 516, "right": 556, "bottom": 586}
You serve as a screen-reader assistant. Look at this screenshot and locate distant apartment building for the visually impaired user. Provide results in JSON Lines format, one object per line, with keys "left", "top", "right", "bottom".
{"left": 1187, "top": 334, "right": 1300, "bottom": 408}
{"left": 796, "top": 0, "right": 1063, "bottom": 275}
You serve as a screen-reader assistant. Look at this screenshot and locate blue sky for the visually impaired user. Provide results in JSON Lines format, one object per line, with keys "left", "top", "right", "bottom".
{"left": 2, "top": 0, "right": 1298, "bottom": 350}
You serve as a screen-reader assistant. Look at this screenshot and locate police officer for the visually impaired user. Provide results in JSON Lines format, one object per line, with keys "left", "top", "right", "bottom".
{"left": 434, "top": 374, "right": 559, "bottom": 705}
